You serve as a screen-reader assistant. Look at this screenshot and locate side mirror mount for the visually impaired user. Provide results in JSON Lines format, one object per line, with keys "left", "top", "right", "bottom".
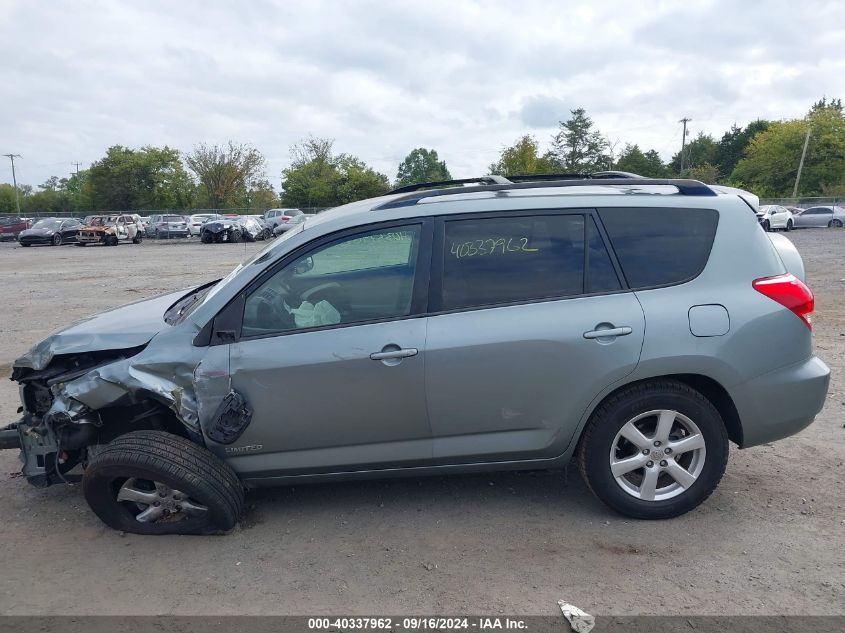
{"left": 294, "top": 256, "right": 314, "bottom": 275}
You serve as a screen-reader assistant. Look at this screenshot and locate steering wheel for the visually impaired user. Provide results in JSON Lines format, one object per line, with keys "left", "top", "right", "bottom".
{"left": 253, "top": 286, "right": 296, "bottom": 330}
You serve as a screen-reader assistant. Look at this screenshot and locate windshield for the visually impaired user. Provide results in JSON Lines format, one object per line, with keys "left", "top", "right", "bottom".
{"left": 89, "top": 217, "right": 117, "bottom": 226}
{"left": 200, "top": 220, "right": 307, "bottom": 307}
{"left": 32, "top": 219, "right": 63, "bottom": 230}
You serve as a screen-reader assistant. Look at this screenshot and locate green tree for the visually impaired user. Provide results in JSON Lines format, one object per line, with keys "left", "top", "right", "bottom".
{"left": 395, "top": 148, "right": 451, "bottom": 187}
{"left": 549, "top": 108, "right": 612, "bottom": 172}
{"left": 714, "top": 120, "right": 769, "bottom": 180}
{"left": 614, "top": 144, "right": 669, "bottom": 177}
{"left": 488, "top": 135, "right": 555, "bottom": 176}
{"left": 670, "top": 132, "right": 718, "bottom": 175}
{"left": 246, "top": 179, "right": 278, "bottom": 210}
{"left": 0, "top": 183, "right": 17, "bottom": 214}
{"left": 87, "top": 145, "right": 194, "bottom": 211}
{"left": 280, "top": 137, "right": 390, "bottom": 207}
{"left": 732, "top": 101, "right": 845, "bottom": 196}
{"left": 186, "top": 142, "right": 264, "bottom": 209}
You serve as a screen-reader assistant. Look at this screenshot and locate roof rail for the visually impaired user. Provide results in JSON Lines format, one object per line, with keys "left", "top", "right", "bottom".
{"left": 374, "top": 177, "right": 716, "bottom": 210}
{"left": 507, "top": 171, "right": 644, "bottom": 183}
{"left": 388, "top": 175, "right": 512, "bottom": 195}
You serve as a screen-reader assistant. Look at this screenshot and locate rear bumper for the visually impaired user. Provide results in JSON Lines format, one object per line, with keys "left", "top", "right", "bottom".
{"left": 732, "top": 355, "right": 830, "bottom": 448}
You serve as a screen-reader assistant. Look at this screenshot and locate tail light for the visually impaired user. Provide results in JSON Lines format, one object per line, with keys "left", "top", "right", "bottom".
{"left": 281, "top": 216, "right": 290, "bottom": 222}
{"left": 753, "top": 273, "right": 814, "bottom": 330}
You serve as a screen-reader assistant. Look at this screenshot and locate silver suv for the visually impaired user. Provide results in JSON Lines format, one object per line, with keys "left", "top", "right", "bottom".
{"left": 2, "top": 176, "right": 830, "bottom": 535}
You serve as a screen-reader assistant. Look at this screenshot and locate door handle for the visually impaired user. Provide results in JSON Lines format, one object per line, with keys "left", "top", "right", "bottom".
{"left": 370, "top": 348, "right": 418, "bottom": 361}
{"left": 583, "top": 326, "right": 632, "bottom": 339}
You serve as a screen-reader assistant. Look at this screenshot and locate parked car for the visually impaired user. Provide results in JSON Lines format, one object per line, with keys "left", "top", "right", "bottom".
{"left": 1, "top": 175, "right": 829, "bottom": 535}
{"left": 146, "top": 214, "right": 190, "bottom": 239}
{"left": 17, "top": 217, "right": 82, "bottom": 246}
{"left": 791, "top": 205, "right": 845, "bottom": 228}
{"left": 77, "top": 214, "right": 144, "bottom": 246}
{"left": 756, "top": 205, "right": 794, "bottom": 231}
{"left": 785, "top": 206, "right": 805, "bottom": 216}
{"left": 0, "top": 216, "right": 32, "bottom": 241}
{"left": 272, "top": 212, "right": 307, "bottom": 235}
{"left": 200, "top": 216, "right": 269, "bottom": 243}
{"left": 263, "top": 208, "right": 303, "bottom": 230}
{"left": 187, "top": 214, "right": 222, "bottom": 236}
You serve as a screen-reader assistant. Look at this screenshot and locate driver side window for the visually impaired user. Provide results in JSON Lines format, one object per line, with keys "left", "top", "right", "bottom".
{"left": 242, "top": 224, "right": 422, "bottom": 337}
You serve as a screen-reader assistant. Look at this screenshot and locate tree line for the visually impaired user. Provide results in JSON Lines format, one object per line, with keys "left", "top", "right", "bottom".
{"left": 1, "top": 97, "right": 842, "bottom": 215}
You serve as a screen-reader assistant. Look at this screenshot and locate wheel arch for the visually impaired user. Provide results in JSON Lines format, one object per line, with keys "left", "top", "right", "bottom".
{"left": 576, "top": 373, "right": 743, "bottom": 449}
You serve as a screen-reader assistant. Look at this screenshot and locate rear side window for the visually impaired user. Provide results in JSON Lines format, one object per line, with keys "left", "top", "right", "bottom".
{"left": 441, "top": 214, "right": 585, "bottom": 310}
{"left": 598, "top": 207, "right": 719, "bottom": 288}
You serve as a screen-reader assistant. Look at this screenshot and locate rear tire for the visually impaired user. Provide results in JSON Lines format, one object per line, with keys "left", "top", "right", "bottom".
{"left": 201, "top": 231, "right": 212, "bottom": 244}
{"left": 829, "top": 219, "right": 843, "bottom": 228}
{"left": 52, "top": 233, "right": 62, "bottom": 246}
{"left": 230, "top": 229, "right": 242, "bottom": 243}
{"left": 132, "top": 232, "right": 143, "bottom": 244}
{"left": 577, "top": 380, "right": 729, "bottom": 519}
{"left": 762, "top": 220, "right": 770, "bottom": 232}
{"left": 83, "top": 430, "right": 244, "bottom": 535}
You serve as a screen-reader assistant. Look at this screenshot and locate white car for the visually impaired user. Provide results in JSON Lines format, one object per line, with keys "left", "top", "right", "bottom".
{"left": 187, "top": 214, "right": 222, "bottom": 236}
{"left": 264, "top": 208, "right": 303, "bottom": 230}
{"left": 756, "top": 205, "right": 794, "bottom": 232}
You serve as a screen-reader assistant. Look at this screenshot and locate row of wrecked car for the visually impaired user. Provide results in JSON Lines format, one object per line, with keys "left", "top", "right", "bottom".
{"left": 10, "top": 211, "right": 307, "bottom": 247}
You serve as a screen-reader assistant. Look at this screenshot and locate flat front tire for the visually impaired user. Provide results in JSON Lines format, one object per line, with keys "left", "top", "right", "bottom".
{"left": 578, "top": 380, "right": 729, "bottom": 519}
{"left": 83, "top": 430, "right": 244, "bottom": 535}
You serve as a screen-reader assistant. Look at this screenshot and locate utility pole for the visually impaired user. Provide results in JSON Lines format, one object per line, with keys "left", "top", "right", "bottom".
{"left": 72, "top": 162, "right": 81, "bottom": 177}
{"left": 792, "top": 124, "right": 811, "bottom": 198}
{"left": 678, "top": 118, "right": 691, "bottom": 174}
{"left": 3, "top": 154, "right": 22, "bottom": 215}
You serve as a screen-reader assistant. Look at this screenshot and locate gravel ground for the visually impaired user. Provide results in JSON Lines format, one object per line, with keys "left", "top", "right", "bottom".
{"left": 0, "top": 232, "right": 842, "bottom": 616}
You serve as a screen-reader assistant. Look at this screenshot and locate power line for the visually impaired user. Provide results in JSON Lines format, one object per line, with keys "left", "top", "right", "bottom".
{"left": 2, "top": 154, "right": 22, "bottom": 215}
{"left": 678, "top": 118, "right": 691, "bottom": 174}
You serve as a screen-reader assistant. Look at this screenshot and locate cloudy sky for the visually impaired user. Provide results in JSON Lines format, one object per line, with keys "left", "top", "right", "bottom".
{"left": 2, "top": 0, "right": 844, "bottom": 188}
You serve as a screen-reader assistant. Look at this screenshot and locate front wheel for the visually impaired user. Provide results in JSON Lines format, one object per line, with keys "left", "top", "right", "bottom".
{"left": 132, "top": 232, "right": 143, "bottom": 244}
{"left": 786, "top": 219, "right": 793, "bottom": 232}
{"left": 229, "top": 229, "right": 242, "bottom": 243}
{"left": 52, "top": 233, "right": 62, "bottom": 246}
{"left": 83, "top": 430, "right": 244, "bottom": 535}
{"left": 200, "top": 231, "right": 212, "bottom": 244}
{"left": 762, "top": 220, "right": 770, "bottom": 232}
{"left": 577, "top": 380, "right": 728, "bottom": 519}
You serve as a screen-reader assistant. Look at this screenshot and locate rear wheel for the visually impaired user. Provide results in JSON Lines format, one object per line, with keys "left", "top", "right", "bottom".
{"left": 52, "top": 233, "right": 62, "bottom": 246}
{"left": 83, "top": 430, "right": 244, "bottom": 535}
{"left": 762, "top": 220, "right": 770, "bottom": 232}
{"left": 578, "top": 380, "right": 728, "bottom": 519}
{"left": 829, "top": 219, "right": 843, "bottom": 228}
{"left": 132, "top": 232, "right": 143, "bottom": 244}
{"left": 230, "top": 229, "right": 242, "bottom": 243}
{"left": 200, "top": 231, "right": 212, "bottom": 244}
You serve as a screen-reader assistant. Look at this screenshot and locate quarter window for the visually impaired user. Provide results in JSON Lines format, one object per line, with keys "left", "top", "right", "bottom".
{"left": 242, "top": 225, "right": 422, "bottom": 336}
{"left": 440, "top": 214, "right": 585, "bottom": 310}
{"left": 598, "top": 207, "right": 719, "bottom": 289}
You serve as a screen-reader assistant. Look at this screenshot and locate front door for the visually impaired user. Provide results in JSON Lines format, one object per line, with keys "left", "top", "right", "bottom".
{"left": 223, "top": 221, "right": 433, "bottom": 479}
{"left": 425, "top": 211, "right": 645, "bottom": 464}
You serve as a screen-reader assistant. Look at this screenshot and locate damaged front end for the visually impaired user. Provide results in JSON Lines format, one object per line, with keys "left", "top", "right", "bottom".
{"left": 5, "top": 287, "right": 244, "bottom": 488}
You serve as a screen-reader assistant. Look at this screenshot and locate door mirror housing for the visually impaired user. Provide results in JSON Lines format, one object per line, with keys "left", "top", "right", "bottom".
{"left": 294, "top": 256, "right": 314, "bottom": 275}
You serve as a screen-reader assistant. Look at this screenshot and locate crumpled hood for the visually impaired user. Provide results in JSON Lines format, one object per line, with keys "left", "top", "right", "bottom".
{"left": 13, "top": 289, "right": 189, "bottom": 371}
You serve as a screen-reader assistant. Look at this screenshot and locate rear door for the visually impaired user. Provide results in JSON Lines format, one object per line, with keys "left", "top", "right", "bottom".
{"left": 424, "top": 210, "right": 645, "bottom": 464}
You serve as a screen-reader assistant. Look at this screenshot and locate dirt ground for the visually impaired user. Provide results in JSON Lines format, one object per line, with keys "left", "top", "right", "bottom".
{"left": 0, "top": 233, "right": 842, "bottom": 616}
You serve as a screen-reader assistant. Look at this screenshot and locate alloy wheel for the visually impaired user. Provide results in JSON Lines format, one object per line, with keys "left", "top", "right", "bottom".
{"left": 116, "top": 477, "right": 208, "bottom": 524}
{"left": 609, "top": 409, "right": 706, "bottom": 501}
